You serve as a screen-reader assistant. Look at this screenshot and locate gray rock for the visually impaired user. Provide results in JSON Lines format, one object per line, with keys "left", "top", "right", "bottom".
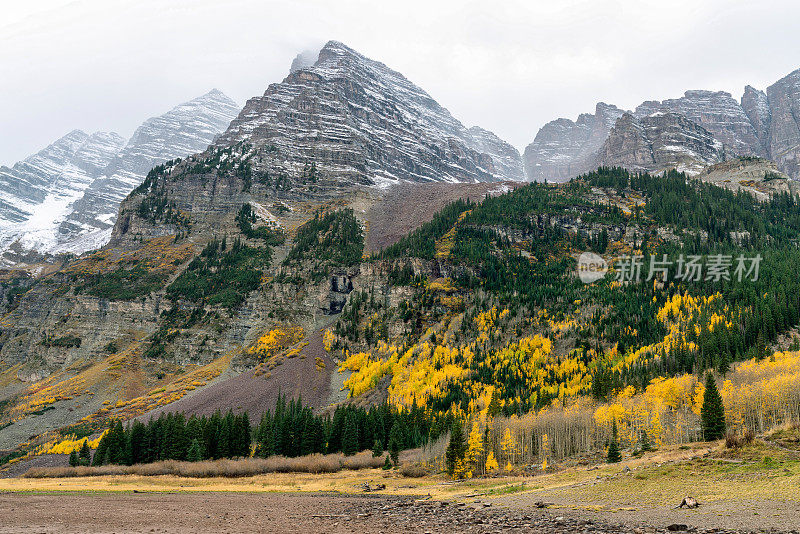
{"left": 216, "top": 41, "right": 521, "bottom": 186}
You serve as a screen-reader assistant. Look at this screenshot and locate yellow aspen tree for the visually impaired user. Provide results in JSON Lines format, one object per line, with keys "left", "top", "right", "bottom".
{"left": 485, "top": 451, "right": 498, "bottom": 473}
{"left": 467, "top": 421, "right": 484, "bottom": 478}
{"left": 540, "top": 433, "right": 549, "bottom": 469}
{"left": 500, "top": 427, "right": 518, "bottom": 466}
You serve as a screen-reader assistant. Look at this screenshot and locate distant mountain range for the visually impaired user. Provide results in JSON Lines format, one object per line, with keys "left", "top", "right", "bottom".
{"left": 2, "top": 44, "right": 800, "bottom": 268}
{"left": 0, "top": 90, "right": 239, "bottom": 264}
{"left": 524, "top": 68, "right": 800, "bottom": 182}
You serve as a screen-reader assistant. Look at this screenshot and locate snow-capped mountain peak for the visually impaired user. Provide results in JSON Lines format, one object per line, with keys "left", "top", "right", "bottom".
{"left": 0, "top": 90, "right": 240, "bottom": 265}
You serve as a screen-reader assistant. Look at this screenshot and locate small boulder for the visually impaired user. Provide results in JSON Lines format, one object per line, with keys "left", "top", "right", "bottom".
{"left": 667, "top": 524, "right": 688, "bottom": 531}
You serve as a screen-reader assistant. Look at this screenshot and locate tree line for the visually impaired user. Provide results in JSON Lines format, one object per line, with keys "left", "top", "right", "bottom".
{"left": 89, "top": 397, "right": 443, "bottom": 466}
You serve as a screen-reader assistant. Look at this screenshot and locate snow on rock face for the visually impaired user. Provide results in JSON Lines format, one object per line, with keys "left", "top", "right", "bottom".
{"left": 523, "top": 66, "right": 800, "bottom": 181}
{"left": 0, "top": 131, "right": 126, "bottom": 228}
{"left": 466, "top": 126, "right": 525, "bottom": 181}
{"left": 523, "top": 103, "right": 625, "bottom": 183}
{"left": 766, "top": 68, "right": 800, "bottom": 179}
{"left": 0, "top": 90, "right": 239, "bottom": 264}
{"left": 633, "top": 90, "right": 763, "bottom": 158}
{"left": 596, "top": 112, "right": 728, "bottom": 175}
{"left": 216, "top": 41, "right": 522, "bottom": 184}
{"left": 56, "top": 89, "right": 240, "bottom": 248}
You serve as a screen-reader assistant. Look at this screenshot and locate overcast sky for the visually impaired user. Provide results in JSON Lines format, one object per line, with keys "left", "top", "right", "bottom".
{"left": 2, "top": 0, "right": 799, "bottom": 164}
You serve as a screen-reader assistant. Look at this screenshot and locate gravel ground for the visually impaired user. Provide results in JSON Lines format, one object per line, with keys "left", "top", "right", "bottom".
{"left": 0, "top": 492, "right": 793, "bottom": 534}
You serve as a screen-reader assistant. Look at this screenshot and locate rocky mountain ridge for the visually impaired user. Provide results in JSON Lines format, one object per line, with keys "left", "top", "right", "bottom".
{"left": 0, "top": 90, "right": 239, "bottom": 265}
{"left": 524, "top": 67, "right": 800, "bottom": 181}
{"left": 216, "top": 41, "right": 524, "bottom": 185}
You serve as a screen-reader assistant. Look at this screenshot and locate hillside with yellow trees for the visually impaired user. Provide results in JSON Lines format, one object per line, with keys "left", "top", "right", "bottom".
{"left": 3, "top": 164, "right": 800, "bottom": 477}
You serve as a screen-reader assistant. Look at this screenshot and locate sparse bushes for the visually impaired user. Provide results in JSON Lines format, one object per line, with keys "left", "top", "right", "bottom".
{"left": 725, "top": 428, "right": 755, "bottom": 449}
{"left": 24, "top": 451, "right": 383, "bottom": 479}
{"left": 41, "top": 334, "right": 82, "bottom": 348}
{"left": 399, "top": 463, "right": 429, "bottom": 477}
{"left": 282, "top": 208, "right": 364, "bottom": 282}
{"left": 76, "top": 265, "right": 167, "bottom": 301}
{"left": 166, "top": 238, "right": 271, "bottom": 309}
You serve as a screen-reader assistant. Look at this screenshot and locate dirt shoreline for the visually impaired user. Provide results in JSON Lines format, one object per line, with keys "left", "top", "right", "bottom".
{"left": 0, "top": 491, "right": 792, "bottom": 534}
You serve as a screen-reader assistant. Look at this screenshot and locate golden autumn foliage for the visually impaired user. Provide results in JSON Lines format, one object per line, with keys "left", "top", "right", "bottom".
{"left": 613, "top": 292, "right": 735, "bottom": 373}
{"left": 465, "top": 421, "right": 484, "bottom": 478}
{"left": 249, "top": 326, "right": 305, "bottom": 359}
{"left": 485, "top": 450, "right": 498, "bottom": 473}
{"left": 46, "top": 431, "right": 107, "bottom": 455}
{"left": 432, "top": 351, "right": 800, "bottom": 475}
{"left": 322, "top": 329, "right": 336, "bottom": 352}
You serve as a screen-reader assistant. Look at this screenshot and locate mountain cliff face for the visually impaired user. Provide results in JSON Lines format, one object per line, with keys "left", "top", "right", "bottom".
{"left": 54, "top": 89, "right": 240, "bottom": 252}
{"left": 466, "top": 126, "right": 525, "bottom": 181}
{"left": 0, "top": 40, "right": 523, "bottom": 375}
{"left": 0, "top": 131, "right": 126, "bottom": 228}
{"left": 633, "top": 90, "right": 762, "bottom": 158}
{"left": 216, "top": 41, "right": 522, "bottom": 185}
{"left": 0, "top": 90, "right": 239, "bottom": 263}
{"left": 596, "top": 112, "right": 728, "bottom": 175}
{"left": 523, "top": 103, "right": 624, "bottom": 182}
{"left": 524, "top": 67, "right": 800, "bottom": 181}
{"left": 766, "top": 69, "right": 800, "bottom": 179}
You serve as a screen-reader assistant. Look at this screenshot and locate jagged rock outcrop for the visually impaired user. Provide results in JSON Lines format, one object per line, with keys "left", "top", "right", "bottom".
{"left": 766, "top": 69, "right": 800, "bottom": 179}
{"left": 742, "top": 85, "right": 772, "bottom": 154}
{"left": 524, "top": 67, "right": 800, "bottom": 181}
{"left": 634, "top": 90, "right": 763, "bottom": 158}
{"left": 697, "top": 158, "right": 800, "bottom": 201}
{"left": 0, "top": 90, "right": 239, "bottom": 264}
{"left": 216, "top": 41, "right": 520, "bottom": 184}
{"left": 523, "top": 103, "right": 625, "bottom": 182}
{"left": 596, "top": 112, "right": 728, "bottom": 175}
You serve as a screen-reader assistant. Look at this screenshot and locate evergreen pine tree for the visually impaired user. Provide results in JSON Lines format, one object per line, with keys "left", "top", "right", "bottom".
{"left": 186, "top": 439, "right": 203, "bottom": 462}
{"left": 445, "top": 420, "right": 466, "bottom": 476}
{"left": 342, "top": 414, "right": 359, "bottom": 456}
{"left": 69, "top": 449, "right": 79, "bottom": 467}
{"left": 388, "top": 422, "right": 402, "bottom": 466}
{"left": 701, "top": 373, "right": 726, "bottom": 440}
{"left": 372, "top": 438, "right": 383, "bottom": 457}
{"left": 607, "top": 420, "right": 622, "bottom": 463}
{"left": 298, "top": 416, "right": 312, "bottom": 456}
{"left": 78, "top": 439, "right": 91, "bottom": 466}
{"left": 640, "top": 428, "right": 652, "bottom": 453}
{"left": 92, "top": 434, "right": 108, "bottom": 466}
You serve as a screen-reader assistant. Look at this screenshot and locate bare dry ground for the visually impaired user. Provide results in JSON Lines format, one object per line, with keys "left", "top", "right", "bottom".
{"left": 3, "top": 430, "right": 799, "bottom": 533}
{"left": 2, "top": 438, "right": 799, "bottom": 534}
{"left": 0, "top": 491, "right": 757, "bottom": 534}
